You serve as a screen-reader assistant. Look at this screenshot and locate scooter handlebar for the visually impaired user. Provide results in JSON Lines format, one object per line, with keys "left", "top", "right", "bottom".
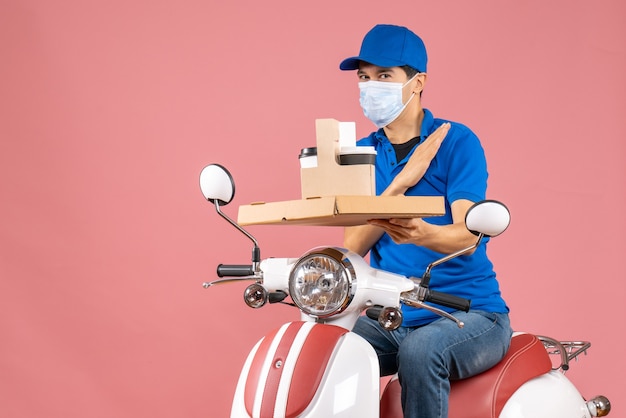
{"left": 217, "top": 264, "right": 255, "bottom": 277}
{"left": 424, "top": 289, "right": 471, "bottom": 312}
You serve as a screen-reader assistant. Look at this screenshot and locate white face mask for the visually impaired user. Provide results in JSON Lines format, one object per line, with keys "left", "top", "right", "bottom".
{"left": 359, "top": 74, "right": 418, "bottom": 128}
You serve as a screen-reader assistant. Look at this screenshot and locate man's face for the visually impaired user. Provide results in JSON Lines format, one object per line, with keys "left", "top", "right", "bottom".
{"left": 356, "top": 62, "right": 419, "bottom": 104}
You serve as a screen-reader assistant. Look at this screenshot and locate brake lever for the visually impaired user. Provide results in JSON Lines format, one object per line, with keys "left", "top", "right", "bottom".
{"left": 400, "top": 295, "right": 465, "bottom": 328}
{"left": 202, "top": 276, "right": 260, "bottom": 288}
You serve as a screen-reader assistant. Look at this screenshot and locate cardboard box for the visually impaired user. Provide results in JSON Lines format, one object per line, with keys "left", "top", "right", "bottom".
{"left": 300, "top": 119, "right": 376, "bottom": 198}
{"left": 237, "top": 118, "right": 445, "bottom": 227}
{"left": 238, "top": 195, "right": 445, "bottom": 226}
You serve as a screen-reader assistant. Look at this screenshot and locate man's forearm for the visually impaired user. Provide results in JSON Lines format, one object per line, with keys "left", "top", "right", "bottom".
{"left": 343, "top": 224, "right": 385, "bottom": 257}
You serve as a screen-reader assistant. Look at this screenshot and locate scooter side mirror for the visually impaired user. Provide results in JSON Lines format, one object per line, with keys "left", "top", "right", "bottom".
{"left": 465, "top": 200, "right": 510, "bottom": 238}
{"left": 199, "top": 164, "right": 235, "bottom": 205}
{"left": 199, "top": 163, "right": 261, "bottom": 282}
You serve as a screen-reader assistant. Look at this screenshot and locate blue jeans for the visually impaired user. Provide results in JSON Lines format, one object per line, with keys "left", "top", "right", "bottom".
{"left": 353, "top": 310, "right": 512, "bottom": 418}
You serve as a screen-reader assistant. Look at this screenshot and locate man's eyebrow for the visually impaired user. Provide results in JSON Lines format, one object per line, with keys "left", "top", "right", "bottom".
{"left": 358, "top": 67, "right": 395, "bottom": 74}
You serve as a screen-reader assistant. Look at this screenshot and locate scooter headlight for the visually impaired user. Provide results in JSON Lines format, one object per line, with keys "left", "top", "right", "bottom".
{"left": 289, "top": 247, "right": 356, "bottom": 318}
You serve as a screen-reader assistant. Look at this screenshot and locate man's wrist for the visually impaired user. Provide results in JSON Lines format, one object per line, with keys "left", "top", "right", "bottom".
{"left": 382, "top": 182, "right": 408, "bottom": 196}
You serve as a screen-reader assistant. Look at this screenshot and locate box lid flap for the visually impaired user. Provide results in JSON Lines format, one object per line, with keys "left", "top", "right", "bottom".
{"left": 237, "top": 195, "right": 445, "bottom": 227}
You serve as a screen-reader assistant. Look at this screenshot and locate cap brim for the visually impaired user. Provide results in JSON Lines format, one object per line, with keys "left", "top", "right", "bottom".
{"left": 339, "top": 55, "right": 409, "bottom": 71}
{"left": 339, "top": 57, "right": 361, "bottom": 70}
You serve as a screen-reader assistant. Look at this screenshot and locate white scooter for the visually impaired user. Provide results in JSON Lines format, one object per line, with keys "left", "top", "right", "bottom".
{"left": 199, "top": 163, "right": 611, "bottom": 418}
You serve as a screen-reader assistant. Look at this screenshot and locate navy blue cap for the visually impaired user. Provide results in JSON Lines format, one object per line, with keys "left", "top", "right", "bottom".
{"left": 340, "top": 24, "right": 428, "bottom": 72}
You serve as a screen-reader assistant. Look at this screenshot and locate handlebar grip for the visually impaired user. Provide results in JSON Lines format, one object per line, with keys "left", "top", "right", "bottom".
{"left": 425, "top": 290, "right": 471, "bottom": 312}
{"left": 366, "top": 306, "right": 383, "bottom": 321}
{"left": 216, "top": 264, "right": 254, "bottom": 277}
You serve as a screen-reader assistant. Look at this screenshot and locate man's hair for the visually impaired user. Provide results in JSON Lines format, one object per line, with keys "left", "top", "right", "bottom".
{"left": 401, "top": 65, "right": 420, "bottom": 78}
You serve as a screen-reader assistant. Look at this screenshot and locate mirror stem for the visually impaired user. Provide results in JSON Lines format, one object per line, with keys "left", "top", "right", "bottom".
{"left": 421, "top": 233, "right": 484, "bottom": 287}
{"left": 215, "top": 200, "right": 261, "bottom": 270}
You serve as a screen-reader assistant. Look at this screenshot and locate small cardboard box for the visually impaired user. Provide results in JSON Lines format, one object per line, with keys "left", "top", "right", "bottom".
{"left": 300, "top": 119, "right": 375, "bottom": 198}
{"left": 238, "top": 195, "right": 445, "bottom": 226}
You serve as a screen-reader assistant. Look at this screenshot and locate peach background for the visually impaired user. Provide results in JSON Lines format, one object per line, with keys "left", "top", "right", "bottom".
{"left": 1, "top": 0, "right": 624, "bottom": 417}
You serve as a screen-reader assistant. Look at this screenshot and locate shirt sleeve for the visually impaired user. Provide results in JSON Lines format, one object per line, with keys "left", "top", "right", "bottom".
{"left": 444, "top": 124, "right": 488, "bottom": 204}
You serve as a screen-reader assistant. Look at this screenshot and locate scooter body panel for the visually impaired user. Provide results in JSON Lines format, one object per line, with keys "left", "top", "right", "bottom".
{"left": 500, "top": 371, "right": 591, "bottom": 418}
{"left": 231, "top": 321, "right": 380, "bottom": 418}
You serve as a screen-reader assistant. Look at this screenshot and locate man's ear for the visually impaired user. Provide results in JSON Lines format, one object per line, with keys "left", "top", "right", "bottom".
{"left": 412, "top": 73, "right": 428, "bottom": 94}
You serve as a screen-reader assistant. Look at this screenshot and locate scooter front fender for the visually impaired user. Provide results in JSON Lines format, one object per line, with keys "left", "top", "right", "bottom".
{"left": 231, "top": 321, "right": 380, "bottom": 418}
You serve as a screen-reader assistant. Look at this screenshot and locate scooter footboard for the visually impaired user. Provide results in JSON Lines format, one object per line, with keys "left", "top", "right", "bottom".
{"left": 230, "top": 321, "right": 380, "bottom": 418}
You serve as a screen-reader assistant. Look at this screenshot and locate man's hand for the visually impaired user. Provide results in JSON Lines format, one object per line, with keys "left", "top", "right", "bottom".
{"left": 388, "top": 122, "right": 450, "bottom": 195}
{"left": 367, "top": 199, "right": 478, "bottom": 255}
{"left": 367, "top": 217, "right": 434, "bottom": 246}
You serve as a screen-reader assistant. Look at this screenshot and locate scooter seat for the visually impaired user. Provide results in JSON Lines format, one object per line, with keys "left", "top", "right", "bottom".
{"left": 380, "top": 333, "right": 553, "bottom": 418}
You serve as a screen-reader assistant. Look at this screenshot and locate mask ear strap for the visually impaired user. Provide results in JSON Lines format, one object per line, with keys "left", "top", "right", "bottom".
{"left": 402, "top": 73, "right": 420, "bottom": 88}
{"left": 404, "top": 92, "right": 416, "bottom": 107}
